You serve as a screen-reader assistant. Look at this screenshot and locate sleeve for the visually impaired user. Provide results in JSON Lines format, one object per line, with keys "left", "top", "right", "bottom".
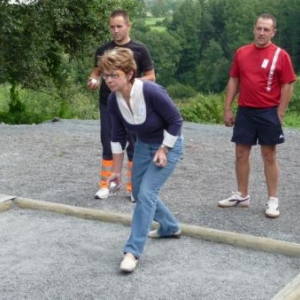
{"left": 280, "top": 50, "right": 296, "bottom": 84}
{"left": 229, "top": 51, "right": 239, "bottom": 78}
{"left": 145, "top": 83, "right": 183, "bottom": 148}
{"left": 139, "top": 45, "right": 155, "bottom": 73}
{"left": 107, "top": 94, "right": 128, "bottom": 154}
{"left": 94, "top": 48, "right": 102, "bottom": 68}
{"left": 94, "top": 43, "right": 111, "bottom": 68}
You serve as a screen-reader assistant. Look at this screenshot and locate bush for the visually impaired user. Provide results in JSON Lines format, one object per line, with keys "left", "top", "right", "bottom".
{"left": 179, "top": 93, "right": 224, "bottom": 124}
{"left": 166, "top": 83, "right": 197, "bottom": 101}
{"left": 0, "top": 83, "right": 99, "bottom": 124}
{"left": 289, "top": 76, "right": 300, "bottom": 112}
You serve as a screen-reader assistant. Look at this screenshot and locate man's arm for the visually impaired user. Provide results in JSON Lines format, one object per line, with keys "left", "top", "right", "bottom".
{"left": 87, "top": 67, "right": 101, "bottom": 90}
{"left": 223, "top": 77, "right": 239, "bottom": 127}
{"left": 277, "top": 83, "right": 294, "bottom": 124}
{"left": 139, "top": 69, "right": 156, "bottom": 82}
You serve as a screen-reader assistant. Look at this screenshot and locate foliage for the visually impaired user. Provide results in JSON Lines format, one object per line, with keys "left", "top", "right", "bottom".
{"left": 196, "top": 40, "right": 230, "bottom": 93}
{"left": 1, "top": 82, "right": 300, "bottom": 128}
{"left": 161, "top": 0, "right": 300, "bottom": 92}
{"left": 3, "top": 0, "right": 140, "bottom": 79}
{"left": 289, "top": 76, "right": 300, "bottom": 113}
{"left": 284, "top": 112, "right": 300, "bottom": 128}
{"left": 275, "top": 0, "right": 300, "bottom": 80}
{"left": 0, "top": 83, "right": 98, "bottom": 124}
{"left": 145, "top": 17, "right": 165, "bottom": 26}
{"left": 0, "top": 0, "right": 139, "bottom": 123}
{"left": 166, "top": 83, "right": 197, "bottom": 101}
{"left": 132, "top": 29, "right": 181, "bottom": 86}
{"left": 167, "top": 0, "right": 204, "bottom": 85}
{"left": 1, "top": 0, "right": 300, "bottom": 125}
{"left": 179, "top": 93, "right": 224, "bottom": 124}
{"left": 144, "top": 0, "right": 183, "bottom": 17}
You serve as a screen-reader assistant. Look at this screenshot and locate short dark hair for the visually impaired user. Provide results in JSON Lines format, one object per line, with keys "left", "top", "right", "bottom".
{"left": 255, "top": 13, "right": 277, "bottom": 29}
{"left": 110, "top": 9, "right": 130, "bottom": 23}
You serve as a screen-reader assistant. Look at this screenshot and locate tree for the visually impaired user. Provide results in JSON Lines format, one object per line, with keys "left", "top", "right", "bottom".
{"left": 144, "top": 0, "right": 184, "bottom": 16}
{"left": 168, "top": 0, "right": 204, "bottom": 86}
{"left": 196, "top": 40, "right": 230, "bottom": 93}
{"left": 274, "top": 0, "right": 300, "bottom": 73}
{"left": 0, "top": 0, "right": 138, "bottom": 122}
{"left": 133, "top": 30, "right": 181, "bottom": 86}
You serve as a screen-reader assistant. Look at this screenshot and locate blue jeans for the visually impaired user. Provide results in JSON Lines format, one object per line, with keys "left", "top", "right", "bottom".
{"left": 99, "top": 103, "right": 135, "bottom": 160}
{"left": 123, "top": 137, "right": 184, "bottom": 258}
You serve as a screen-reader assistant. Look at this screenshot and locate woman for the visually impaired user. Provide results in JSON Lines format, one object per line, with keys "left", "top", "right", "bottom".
{"left": 98, "top": 47, "right": 183, "bottom": 273}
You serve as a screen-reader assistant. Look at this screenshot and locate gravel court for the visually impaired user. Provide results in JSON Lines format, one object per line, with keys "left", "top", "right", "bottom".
{"left": 1, "top": 119, "right": 300, "bottom": 299}
{"left": 1, "top": 120, "right": 300, "bottom": 243}
{"left": 0, "top": 206, "right": 300, "bottom": 300}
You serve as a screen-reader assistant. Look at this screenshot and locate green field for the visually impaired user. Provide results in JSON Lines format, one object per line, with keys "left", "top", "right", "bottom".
{"left": 145, "top": 17, "right": 164, "bottom": 26}
{"left": 145, "top": 17, "right": 166, "bottom": 32}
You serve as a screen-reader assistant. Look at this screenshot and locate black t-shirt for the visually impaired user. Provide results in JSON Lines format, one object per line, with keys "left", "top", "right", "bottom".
{"left": 94, "top": 40, "right": 154, "bottom": 105}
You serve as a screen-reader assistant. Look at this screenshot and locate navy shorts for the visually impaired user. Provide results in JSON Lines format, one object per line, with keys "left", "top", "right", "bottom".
{"left": 232, "top": 107, "right": 285, "bottom": 146}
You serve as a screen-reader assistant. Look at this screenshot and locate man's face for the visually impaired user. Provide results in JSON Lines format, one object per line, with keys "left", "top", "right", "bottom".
{"left": 109, "top": 16, "right": 130, "bottom": 45}
{"left": 253, "top": 17, "right": 276, "bottom": 48}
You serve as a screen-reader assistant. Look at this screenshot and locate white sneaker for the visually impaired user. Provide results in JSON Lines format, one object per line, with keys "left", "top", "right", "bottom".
{"left": 130, "top": 193, "right": 136, "bottom": 203}
{"left": 125, "top": 191, "right": 136, "bottom": 203}
{"left": 265, "top": 197, "right": 280, "bottom": 218}
{"left": 148, "top": 229, "right": 181, "bottom": 239}
{"left": 218, "top": 191, "right": 250, "bottom": 208}
{"left": 120, "top": 254, "right": 138, "bottom": 273}
{"left": 94, "top": 188, "right": 110, "bottom": 199}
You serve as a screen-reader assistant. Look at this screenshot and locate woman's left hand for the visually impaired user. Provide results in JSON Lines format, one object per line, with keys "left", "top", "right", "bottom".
{"left": 107, "top": 173, "right": 122, "bottom": 191}
{"left": 153, "top": 147, "right": 168, "bottom": 168}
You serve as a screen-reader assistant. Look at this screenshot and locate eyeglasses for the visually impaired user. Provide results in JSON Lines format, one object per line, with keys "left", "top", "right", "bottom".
{"left": 102, "top": 72, "right": 121, "bottom": 80}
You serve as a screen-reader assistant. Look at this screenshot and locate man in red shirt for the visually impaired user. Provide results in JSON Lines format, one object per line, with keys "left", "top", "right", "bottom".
{"left": 218, "top": 13, "right": 296, "bottom": 218}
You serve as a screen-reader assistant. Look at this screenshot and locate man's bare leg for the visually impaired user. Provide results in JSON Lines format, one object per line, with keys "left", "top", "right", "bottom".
{"left": 235, "top": 144, "right": 252, "bottom": 197}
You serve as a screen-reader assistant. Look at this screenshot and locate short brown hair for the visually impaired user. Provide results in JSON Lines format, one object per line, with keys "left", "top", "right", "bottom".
{"left": 255, "top": 13, "right": 277, "bottom": 29}
{"left": 98, "top": 47, "right": 137, "bottom": 83}
{"left": 110, "top": 9, "right": 130, "bottom": 24}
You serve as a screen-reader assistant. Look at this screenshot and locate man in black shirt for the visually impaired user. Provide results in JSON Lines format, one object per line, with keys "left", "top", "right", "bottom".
{"left": 87, "top": 9, "right": 155, "bottom": 201}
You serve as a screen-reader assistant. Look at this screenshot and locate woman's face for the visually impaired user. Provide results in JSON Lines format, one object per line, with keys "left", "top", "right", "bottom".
{"left": 102, "top": 69, "right": 129, "bottom": 92}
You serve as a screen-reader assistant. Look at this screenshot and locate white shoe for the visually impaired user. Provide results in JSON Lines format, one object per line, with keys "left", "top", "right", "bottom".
{"left": 265, "top": 197, "right": 280, "bottom": 218}
{"left": 120, "top": 254, "right": 138, "bottom": 273}
{"left": 94, "top": 188, "right": 109, "bottom": 199}
{"left": 148, "top": 229, "right": 181, "bottom": 239}
{"left": 125, "top": 191, "right": 136, "bottom": 203}
{"left": 218, "top": 191, "right": 250, "bottom": 208}
{"left": 130, "top": 193, "right": 136, "bottom": 203}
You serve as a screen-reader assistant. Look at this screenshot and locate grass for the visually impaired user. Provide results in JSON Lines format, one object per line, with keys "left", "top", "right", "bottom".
{"left": 150, "top": 26, "right": 166, "bottom": 32}
{"left": 145, "top": 17, "right": 166, "bottom": 32}
{"left": 0, "top": 84, "right": 10, "bottom": 112}
{"left": 284, "top": 112, "right": 300, "bottom": 129}
{"left": 0, "top": 83, "right": 99, "bottom": 124}
{"left": 145, "top": 17, "right": 165, "bottom": 26}
{"left": 1, "top": 83, "right": 300, "bottom": 129}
